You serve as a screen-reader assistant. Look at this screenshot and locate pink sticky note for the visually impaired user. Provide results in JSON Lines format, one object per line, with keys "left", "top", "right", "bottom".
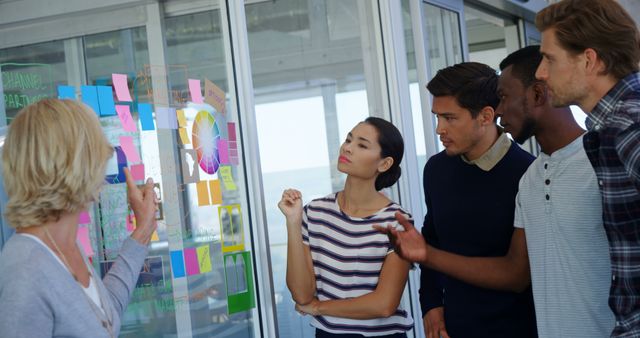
{"left": 126, "top": 214, "right": 135, "bottom": 232}
{"left": 116, "top": 105, "right": 137, "bottom": 132}
{"left": 217, "top": 139, "right": 230, "bottom": 164}
{"left": 78, "top": 211, "right": 91, "bottom": 224}
{"left": 119, "top": 136, "right": 141, "bottom": 163}
{"left": 184, "top": 247, "right": 200, "bottom": 276}
{"left": 112, "top": 73, "right": 132, "bottom": 102}
{"left": 77, "top": 226, "right": 95, "bottom": 257}
{"left": 130, "top": 163, "right": 145, "bottom": 181}
{"left": 227, "top": 122, "right": 237, "bottom": 141}
{"left": 188, "top": 79, "right": 203, "bottom": 104}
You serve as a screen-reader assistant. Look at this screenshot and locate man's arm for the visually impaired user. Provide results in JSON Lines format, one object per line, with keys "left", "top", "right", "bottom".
{"left": 615, "top": 123, "right": 640, "bottom": 189}
{"left": 379, "top": 215, "right": 530, "bottom": 293}
{"left": 427, "top": 228, "right": 530, "bottom": 292}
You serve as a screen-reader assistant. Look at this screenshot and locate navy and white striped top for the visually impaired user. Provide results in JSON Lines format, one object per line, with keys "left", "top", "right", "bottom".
{"left": 301, "top": 192, "right": 414, "bottom": 336}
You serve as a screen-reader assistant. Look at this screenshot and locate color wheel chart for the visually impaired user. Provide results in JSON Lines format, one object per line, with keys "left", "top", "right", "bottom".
{"left": 192, "top": 111, "right": 221, "bottom": 174}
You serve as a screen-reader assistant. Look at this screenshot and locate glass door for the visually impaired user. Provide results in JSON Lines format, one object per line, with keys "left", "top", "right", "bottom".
{"left": 0, "top": 1, "right": 262, "bottom": 337}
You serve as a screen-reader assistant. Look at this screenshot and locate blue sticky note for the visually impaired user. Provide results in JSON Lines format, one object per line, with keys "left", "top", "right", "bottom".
{"left": 138, "top": 103, "right": 155, "bottom": 131}
{"left": 97, "top": 86, "right": 116, "bottom": 116}
{"left": 170, "top": 250, "right": 186, "bottom": 278}
{"left": 57, "top": 86, "right": 76, "bottom": 100}
{"left": 81, "top": 86, "right": 100, "bottom": 115}
{"left": 104, "top": 146, "right": 127, "bottom": 184}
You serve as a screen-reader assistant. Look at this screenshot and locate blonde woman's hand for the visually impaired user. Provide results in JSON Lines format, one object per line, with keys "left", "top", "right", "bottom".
{"left": 124, "top": 167, "right": 159, "bottom": 245}
{"left": 278, "top": 189, "right": 303, "bottom": 225}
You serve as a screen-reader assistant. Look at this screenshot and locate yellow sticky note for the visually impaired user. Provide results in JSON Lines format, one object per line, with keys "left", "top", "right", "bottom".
{"left": 179, "top": 127, "right": 190, "bottom": 145}
{"left": 196, "top": 181, "right": 210, "bottom": 206}
{"left": 209, "top": 179, "right": 222, "bottom": 205}
{"left": 176, "top": 109, "right": 187, "bottom": 127}
{"left": 196, "top": 245, "right": 212, "bottom": 273}
{"left": 219, "top": 166, "right": 237, "bottom": 191}
{"left": 151, "top": 230, "right": 159, "bottom": 242}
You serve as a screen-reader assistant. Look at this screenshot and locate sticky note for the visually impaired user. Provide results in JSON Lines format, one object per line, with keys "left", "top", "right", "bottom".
{"left": 130, "top": 163, "right": 145, "bottom": 181}
{"left": 196, "top": 245, "right": 212, "bottom": 273}
{"left": 97, "top": 86, "right": 116, "bottom": 116}
{"left": 176, "top": 109, "right": 187, "bottom": 127}
{"left": 204, "top": 78, "right": 226, "bottom": 114}
{"left": 170, "top": 250, "right": 186, "bottom": 278}
{"left": 188, "top": 79, "right": 203, "bottom": 104}
{"left": 196, "top": 181, "right": 210, "bottom": 206}
{"left": 112, "top": 73, "right": 132, "bottom": 102}
{"left": 219, "top": 166, "right": 237, "bottom": 191}
{"left": 58, "top": 86, "right": 76, "bottom": 99}
{"left": 184, "top": 247, "right": 200, "bottom": 276}
{"left": 156, "top": 107, "right": 178, "bottom": 129}
{"left": 151, "top": 230, "right": 159, "bottom": 242}
{"left": 126, "top": 214, "right": 135, "bottom": 232}
{"left": 137, "top": 103, "right": 155, "bottom": 131}
{"left": 116, "top": 105, "right": 137, "bottom": 132}
{"left": 209, "top": 179, "right": 222, "bottom": 205}
{"left": 227, "top": 122, "right": 237, "bottom": 141}
{"left": 217, "top": 139, "right": 230, "bottom": 164}
{"left": 77, "top": 226, "right": 95, "bottom": 257}
{"left": 78, "top": 211, "right": 92, "bottom": 224}
{"left": 119, "top": 136, "right": 141, "bottom": 163}
{"left": 179, "top": 128, "right": 190, "bottom": 145}
{"left": 81, "top": 86, "right": 100, "bottom": 115}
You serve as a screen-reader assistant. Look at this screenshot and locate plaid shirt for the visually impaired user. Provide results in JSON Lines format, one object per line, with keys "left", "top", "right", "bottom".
{"left": 584, "top": 71, "right": 640, "bottom": 337}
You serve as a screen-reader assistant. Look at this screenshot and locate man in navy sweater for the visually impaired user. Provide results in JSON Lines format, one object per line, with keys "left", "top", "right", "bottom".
{"left": 378, "top": 62, "right": 536, "bottom": 338}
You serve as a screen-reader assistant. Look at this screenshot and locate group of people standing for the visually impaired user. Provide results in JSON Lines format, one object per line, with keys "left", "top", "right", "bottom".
{"left": 282, "top": 0, "right": 640, "bottom": 337}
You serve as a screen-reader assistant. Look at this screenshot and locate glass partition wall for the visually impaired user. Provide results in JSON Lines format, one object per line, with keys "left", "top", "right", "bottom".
{"left": 0, "top": 2, "right": 260, "bottom": 337}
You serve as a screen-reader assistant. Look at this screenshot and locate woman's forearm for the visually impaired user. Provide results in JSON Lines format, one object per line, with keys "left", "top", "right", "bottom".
{"left": 316, "top": 291, "right": 400, "bottom": 319}
{"left": 285, "top": 220, "right": 316, "bottom": 304}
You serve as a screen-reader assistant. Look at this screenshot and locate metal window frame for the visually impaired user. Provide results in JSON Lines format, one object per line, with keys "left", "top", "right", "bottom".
{"left": 223, "top": 1, "right": 278, "bottom": 337}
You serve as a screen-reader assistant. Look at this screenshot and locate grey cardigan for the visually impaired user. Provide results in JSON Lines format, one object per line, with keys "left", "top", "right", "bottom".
{"left": 0, "top": 234, "right": 148, "bottom": 337}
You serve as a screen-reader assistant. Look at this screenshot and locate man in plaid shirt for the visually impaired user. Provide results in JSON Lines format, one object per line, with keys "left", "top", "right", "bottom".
{"left": 535, "top": 0, "right": 640, "bottom": 336}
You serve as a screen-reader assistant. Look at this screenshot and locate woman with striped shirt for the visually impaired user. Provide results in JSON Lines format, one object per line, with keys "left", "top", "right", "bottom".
{"left": 279, "top": 117, "right": 413, "bottom": 337}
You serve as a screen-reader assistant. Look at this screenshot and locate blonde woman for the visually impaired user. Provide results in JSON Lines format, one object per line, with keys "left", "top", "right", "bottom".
{"left": 0, "top": 99, "right": 158, "bottom": 338}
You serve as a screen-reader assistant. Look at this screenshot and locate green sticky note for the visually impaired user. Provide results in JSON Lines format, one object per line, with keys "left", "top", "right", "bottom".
{"left": 223, "top": 251, "right": 255, "bottom": 314}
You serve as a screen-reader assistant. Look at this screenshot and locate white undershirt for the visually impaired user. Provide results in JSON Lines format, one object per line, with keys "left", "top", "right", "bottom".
{"left": 18, "top": 233, "right": 105, "bottom": 314}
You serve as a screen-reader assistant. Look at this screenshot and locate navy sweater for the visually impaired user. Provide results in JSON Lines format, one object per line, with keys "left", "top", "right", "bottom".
{"left": 419, "top": 142, "right": 537, "bottom": 338}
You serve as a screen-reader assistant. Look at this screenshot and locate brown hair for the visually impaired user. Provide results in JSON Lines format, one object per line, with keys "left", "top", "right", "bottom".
{"left": 536, "top": 0, "right": 640, "bottom": 80}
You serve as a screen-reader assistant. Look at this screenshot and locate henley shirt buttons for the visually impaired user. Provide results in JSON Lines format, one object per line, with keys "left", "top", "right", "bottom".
{"left": 544, "top": 163, "right": 548, "bottom": 169}
{"left": 545, "top": 194, "right": 550, "bottom": 200}
{"left": 545, "top": 179, "right": 550, "bottom": 185}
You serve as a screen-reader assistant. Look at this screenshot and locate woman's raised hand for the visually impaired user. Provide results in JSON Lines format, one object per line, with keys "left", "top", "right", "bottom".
{"left": 278, "top": 189, "right": 303, "bottom": 224}
{"left": 124, "top": 167, "right": 159, "bottom": 245}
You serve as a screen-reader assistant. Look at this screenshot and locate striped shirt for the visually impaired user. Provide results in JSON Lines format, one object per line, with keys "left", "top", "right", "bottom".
{"left": 301, "top": 193, "right": 414, "bottom": 336}
{"left": 584, "top": 71, "right": 640, "bottom": 337}
{"left": 514, "top": 135, "right": 614, "bottom": 337}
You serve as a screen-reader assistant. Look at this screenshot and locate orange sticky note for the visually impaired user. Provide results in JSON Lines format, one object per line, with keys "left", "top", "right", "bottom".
{"left": 196, "top": 181, "right": 210, "bottom": 206}
{"left": 209, "top": 179, "right": 222, "bottom": 205}
{"left": 179, "top": 128, "right": 190, "bottom": 145}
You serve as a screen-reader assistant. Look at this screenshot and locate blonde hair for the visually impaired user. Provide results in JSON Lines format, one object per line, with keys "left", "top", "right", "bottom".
{"left": 2, "top": 98, "right": 114, "bottom": 228}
